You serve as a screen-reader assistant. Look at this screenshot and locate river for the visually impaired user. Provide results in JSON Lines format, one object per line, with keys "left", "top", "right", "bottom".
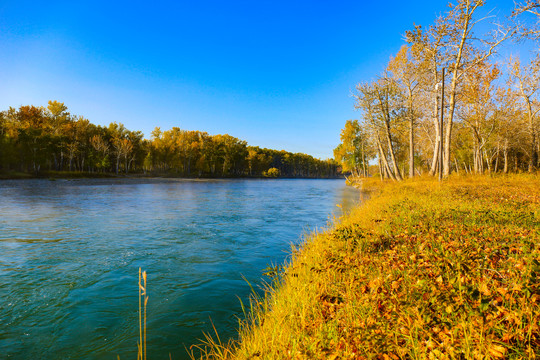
{"left": 0, "top": 178, "right": 364, "bottom": 359}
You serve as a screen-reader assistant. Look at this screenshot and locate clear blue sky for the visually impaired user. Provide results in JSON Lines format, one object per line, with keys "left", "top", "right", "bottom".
{"left": 0, "top": 1, "right": 517, "bottom": 159}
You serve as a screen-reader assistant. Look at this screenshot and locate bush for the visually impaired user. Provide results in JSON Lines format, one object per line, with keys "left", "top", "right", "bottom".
{"left": 263, "top": 167, "right": 280, "bottom": 178}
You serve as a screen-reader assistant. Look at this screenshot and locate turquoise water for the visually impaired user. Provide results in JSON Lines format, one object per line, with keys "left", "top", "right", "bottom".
{"left": 0, "top": 178, "right": 364, "bottom": 359}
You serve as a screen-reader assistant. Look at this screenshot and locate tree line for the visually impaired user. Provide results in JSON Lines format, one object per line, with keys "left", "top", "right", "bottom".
{"left": 0, "top": 101, "right": 339, "bottom": 178}
{"left": 335, "top": 0, "right": 540, "bottom": 179}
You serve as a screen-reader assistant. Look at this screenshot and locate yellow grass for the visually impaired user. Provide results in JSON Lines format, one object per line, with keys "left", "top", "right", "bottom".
{"left": 193, "top": 174, "right": 540, "bottom": 359}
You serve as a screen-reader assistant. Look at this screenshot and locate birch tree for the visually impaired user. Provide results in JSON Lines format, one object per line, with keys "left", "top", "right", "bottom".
{"left": 442, "top": 1, "right": 513, "bottom": 175}
{"left": 508, "top": 56, "right": 540, "bottom": 171}
{"left": 388, "top": 44, "right": 425, "bottom": 178}
{"left": 407, "top": 1, "right": 513, "bottom": 176}
{"left": 406, "top": 21, "right": 447, "bottom": 176}
{"left": 457, "top": 61, "right": 500, "bottom": 173}
{"left": 354, "top": 78, "right": 404, "bottom": 180}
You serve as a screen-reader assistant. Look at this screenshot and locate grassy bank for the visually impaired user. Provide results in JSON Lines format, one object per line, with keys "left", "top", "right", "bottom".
{"left": 195, "top": 175, "right": 540, "bottom": 359}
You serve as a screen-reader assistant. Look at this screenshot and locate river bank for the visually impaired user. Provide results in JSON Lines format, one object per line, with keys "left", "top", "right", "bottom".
{"left": 195, "top": 175, "right": 540, "bottom": 359}
{"left": 0, "top": 170, "right": 345, "bottom": 181}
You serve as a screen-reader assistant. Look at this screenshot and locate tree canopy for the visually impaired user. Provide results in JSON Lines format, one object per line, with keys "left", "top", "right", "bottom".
{"left": 0, "top": 102, "right": 339, "bottom": 178}
{"left": 335, "top": 0, "right": 540, "bottom": 178}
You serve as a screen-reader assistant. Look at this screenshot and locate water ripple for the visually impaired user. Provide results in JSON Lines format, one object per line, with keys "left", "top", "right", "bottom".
{"left": 0, "top": 179, "right": 363, "bottom": 359}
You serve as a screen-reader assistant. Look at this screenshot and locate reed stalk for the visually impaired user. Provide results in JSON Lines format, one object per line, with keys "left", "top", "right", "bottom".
{"left": 138, "top": 268, "right": 148, "bottom": 360}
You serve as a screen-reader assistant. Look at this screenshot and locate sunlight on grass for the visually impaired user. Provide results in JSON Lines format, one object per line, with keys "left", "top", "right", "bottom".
{"left": 193, "top": 174, "right": 540, "bottom": 359}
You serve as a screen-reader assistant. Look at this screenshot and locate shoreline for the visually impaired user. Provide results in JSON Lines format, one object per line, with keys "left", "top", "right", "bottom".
{"left": 0, "top": 171, "right": 346, "bottom": 182}
{"left": 194, "top": 175, "right": 540, "bottom": 359}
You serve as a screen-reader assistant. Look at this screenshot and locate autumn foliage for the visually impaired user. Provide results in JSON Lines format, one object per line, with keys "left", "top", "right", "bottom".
{"left": 336, "top": 0, "right": 540, "bottom": 179}
{"left": 0, "top": 101, "right": 339, "bottom": 178}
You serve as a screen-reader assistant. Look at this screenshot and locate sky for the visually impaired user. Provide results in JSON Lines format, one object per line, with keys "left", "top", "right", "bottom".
{"left": 0, "top": 0, "right": 520, "bottom": 159}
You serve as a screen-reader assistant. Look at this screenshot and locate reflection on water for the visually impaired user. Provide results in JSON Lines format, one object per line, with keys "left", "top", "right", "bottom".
{"left": 0, "top": 178, "right": 364, "bottom": 359}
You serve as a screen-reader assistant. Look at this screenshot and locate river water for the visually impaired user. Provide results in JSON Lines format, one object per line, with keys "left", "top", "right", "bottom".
{"left": 0, "top": 178, "right": 364, "bottom": 359}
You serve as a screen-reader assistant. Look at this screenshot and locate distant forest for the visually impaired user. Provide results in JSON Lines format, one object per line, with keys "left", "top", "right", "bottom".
{"left": 0, "top": 102, "right": 339, "bottom": 178}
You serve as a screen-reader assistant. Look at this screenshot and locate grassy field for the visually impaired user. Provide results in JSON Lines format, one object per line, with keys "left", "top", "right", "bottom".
{"left": 193, "top": 175, "right": 540, "bottom": 359}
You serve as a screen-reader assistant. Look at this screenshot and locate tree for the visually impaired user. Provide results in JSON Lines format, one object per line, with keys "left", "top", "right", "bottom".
{"left": 388, "top": 44, "right": 424, "bottom": 178}
{"left": 333, "top": 120, "right": 373, "bottom": 177}
{"left": 442, "top": 1, "right": 513, "bottom": 175}
{"left": 109, "top": 122, "right": 130, "bottom": 174}
{"left": 457, "top": 61, "right": 501, "bottom": 173}
{"left": 513, "top": 0, "right": 540, "bottom": 40}
{"left": 90, "top": 134, "right": 110, "bottom": 172}
{"left": 213, "top": 134, "right": 248, "bottom": 176}
{"left": 264, "top": 167, "right": 280, "bottom": 177}
{"left": 15, "top": 105, "right": 50, "bottom": 173}
{"left": 115, "top": 138, "right": 134, "bottom": 174}
{"left": 408, "top": 0, "right": 513, "bottom": 176}
{"left": 508, "top": 56, "right": 540, "bottom": 171}
{"left": 126, "top": 130, "right": 144, "bottom": 174}
{"left": 405, "top": 22, "right": 446, "bottom": 176}
{"left": 354, "top": 77, "right": 405, "bottom": 180}
{"left": 46, "top": 100, "right": 70, "bottom": 171}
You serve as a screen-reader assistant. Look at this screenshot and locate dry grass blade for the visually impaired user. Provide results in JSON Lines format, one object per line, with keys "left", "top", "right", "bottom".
{"left": 137, "top": 268, "right": 148, "bottom": 360}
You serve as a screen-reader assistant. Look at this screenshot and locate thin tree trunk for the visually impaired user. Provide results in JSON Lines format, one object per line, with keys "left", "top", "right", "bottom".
{"left": 429, "top": 93, "right": 440, "bottom": 176}
{"left": 525, "top": 98, "right": 538, "bottom": 172}
{"left": 376, "top": 136, "right": 396, "bottom": 181}
{"left": 383, "top": 122, "right": 402, "bottom": 180}
{"left": 409, "top": 93, "right": 415, "bottom": 179}
{"left": 444, "top": 5, "right": 472, "bottom": 176}
{"left": 503, "top": 147, "right": 508, "bottom": 174}
{"left": 362, "top": 142, "right": 367, "bottom": 177}
{"left": 494, "top": 144, "right": 500, "bottom": 173}
{"left": 484, "top": 149, "right": 491, "bottom": 173}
